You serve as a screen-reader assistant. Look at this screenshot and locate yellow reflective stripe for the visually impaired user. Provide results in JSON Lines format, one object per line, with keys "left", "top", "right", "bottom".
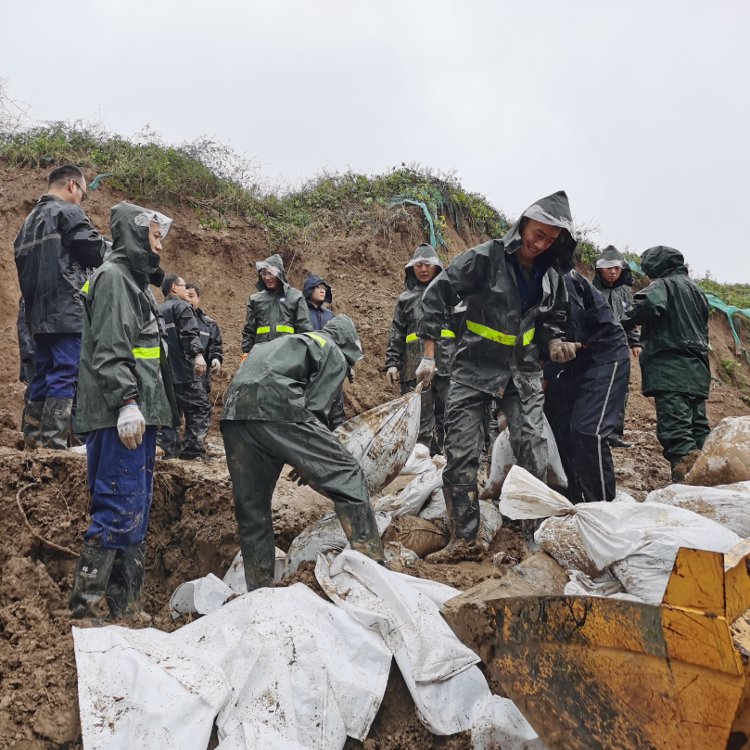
{"left": 440, "top": 329, "right": 456, "bottom": 339}
{"left": 132, "top": 346, "right": 160, "bottom": 359}
{"left": 405, "top": 333, "right": 419, "bottom": 343}
{"left": 81, "top": 279, "right": 90, "bottom": 294}
{"left": 304, "top": 332, "right": 327, "bottom": 348}
{"left": 276, "top": 325, "right": 295, "bottom": 334}
{"left": 466, "top": 320, "right": 535, "bottom": 346}
{"left": 256, "top": 326, "right": 271, "bottom": 334}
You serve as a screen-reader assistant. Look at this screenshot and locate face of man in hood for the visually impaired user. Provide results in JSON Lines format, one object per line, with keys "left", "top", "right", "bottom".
{"left": 517, "top": 219, "right": 562, "bottom": 267}
{"left": 260, "top": 268, "right": 280, "bottom": 290}
{"left": 148, "top": 221, "right": 164, "bottom": 255}
{"left": 413, "top": 261, "right": 440, "bottom": 284}
{"left": 310, "top": 284, "right": 327, "bottom": 305}
{"left": 598, "top": 266, "right": 622, "bottom": 286}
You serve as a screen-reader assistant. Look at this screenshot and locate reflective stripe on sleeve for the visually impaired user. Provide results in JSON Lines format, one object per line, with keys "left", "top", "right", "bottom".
{"left": 132, "top": 346, "right": 160, "bottom": 359}
{"left": 256, "top": 326, "right": 271, "bottom": 334}
{"left": 81, "top": 279, "right": 90, "bottom": 294}
{"left": 405, "top": 333, "right": 418, "bottom": 343}
{"left": 276, "top": 325, "right": 295, "bottom": 334}
{"left": 304, "top": 332, "right": 327, "bottom": 348}
{"left": 465, "top": 320, "right": 535, "bottom": 346}
{"left": 440, "top": 329, "right": 456, "bottom": 339}
{"left": 257, "top": 325, "right": 295, "bottom": 335}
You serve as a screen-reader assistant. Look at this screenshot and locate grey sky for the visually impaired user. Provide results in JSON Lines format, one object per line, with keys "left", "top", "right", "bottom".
{"left": 3, "top": 0, "right": 748, "bottom": 281}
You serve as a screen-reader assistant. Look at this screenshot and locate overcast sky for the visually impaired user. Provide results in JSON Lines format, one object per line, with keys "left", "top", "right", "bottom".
{"left": 2, "top": 0, "right": 748, "bottom": 282}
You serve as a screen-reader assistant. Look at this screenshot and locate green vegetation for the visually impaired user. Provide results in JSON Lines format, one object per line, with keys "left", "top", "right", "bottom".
{"left": 0, "top": 121, "right": 508, "bottom": 249}
{"left": 696, "top": 276, "right": 750, "bottom": 310}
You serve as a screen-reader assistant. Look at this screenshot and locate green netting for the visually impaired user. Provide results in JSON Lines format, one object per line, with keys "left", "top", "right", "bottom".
{"left": 703, "top": 292, "right": 750, "bottom": 347}
{"left": 390, "top": 197, "right": 445, "bottom": 249}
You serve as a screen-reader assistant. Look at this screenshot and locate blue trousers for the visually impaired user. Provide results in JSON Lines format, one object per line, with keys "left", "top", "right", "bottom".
{"left": 85, "top": 426, "right": 156, "bottom": 549}
{"left": 28, "top": 333, "right": 81, "bottom": 401}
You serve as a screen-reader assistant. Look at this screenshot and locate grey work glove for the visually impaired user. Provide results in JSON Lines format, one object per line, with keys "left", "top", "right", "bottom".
{"left": 117, "top": 404, "right": 146, "bottom": 450}
{"left": 211, "top": 358, "right": 222, "bottom": 375}
{"left": 386, "top": 366, "right": 399, "bottom": 386}
{"left": 287, "top": 468, "right": 308, "bottom": 487}
{"left": 548, "top": 338, "right": 581, "bottom": 364}
{"left": 193, "top": 353, "right": 207, "bottom": 378}
{"left": 415, "top": 357, "right": 436, "bottom": 386}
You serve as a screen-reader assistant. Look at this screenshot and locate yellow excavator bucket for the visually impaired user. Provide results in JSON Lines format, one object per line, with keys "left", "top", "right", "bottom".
{"left": 444, "top": 541, "right": 750, "bottom": 750}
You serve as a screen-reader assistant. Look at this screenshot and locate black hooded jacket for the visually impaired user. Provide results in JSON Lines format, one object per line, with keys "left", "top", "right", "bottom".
{"left": 593, "top": 245, "right": 641, "bottom": 348}
{"left": 14, "top": 194, "right": 107, "bottom": 336}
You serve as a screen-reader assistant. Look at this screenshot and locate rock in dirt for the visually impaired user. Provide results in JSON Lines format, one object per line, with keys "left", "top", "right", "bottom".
{"left": 686, "top": 416, "right": 750, "bottom": 485}
{"left": 382, "top": 515, "right": 447, "bottom": 558}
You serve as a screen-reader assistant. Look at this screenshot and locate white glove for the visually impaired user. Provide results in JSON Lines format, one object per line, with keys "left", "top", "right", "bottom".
{"left": 211, "top": 358, "right": 221, "bottom": 375}
{"left": 415, "top": 357, "right": 436, "bottom": 386}
{"left": 117, "top": 404, "right": 146, "bottom": 450}
{"left": 548, "top": 338, "right": 581, "bottom": 364}
{"left": 194, "top": 353, "right": 207, "bottom": 378}
{"left": 386, "top": 366, "right": 399, "bottom": 385}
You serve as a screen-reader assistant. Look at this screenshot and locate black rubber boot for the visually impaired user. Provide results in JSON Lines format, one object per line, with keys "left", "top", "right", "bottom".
{"left": 23, "top": 401, "right": 44, "bottom": 450}
{"left": 427, "top": 485, "right": 482, "bottom": 563}
{"left": 335, "top": 502, "right": 385, "bottom": 562}
{"left": 70, "top": 542, "right": 117, "bottom": 620}
{"left": 41, "top": 397, "right": 73, "bottom": 449}
{"left": 107, "top": 542, "right": 151, "bottom": 624}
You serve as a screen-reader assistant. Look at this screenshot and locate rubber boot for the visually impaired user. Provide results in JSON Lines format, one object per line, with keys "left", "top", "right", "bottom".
{"left": 106, "top": 542, "right": 151, "bottom": 625}
{"left": 335, "top": 502, "right": 385, "bottom": 562}
{"left": 426, "top": 485, "right": 482, "bottom": 563}
{"left": 671, "top": 449, "right": 702, "bottom": 483}
{"left": 70, "top": 542, "right": 117, "bottom": 620}
{"left": 23, "top": 401, "right": 44, "bottom": 450}
{"left": 41, "top": 397, "right": 73, "bottom": 449}
{"left": 242, "top": 549, "right": 274, "bottom": 592}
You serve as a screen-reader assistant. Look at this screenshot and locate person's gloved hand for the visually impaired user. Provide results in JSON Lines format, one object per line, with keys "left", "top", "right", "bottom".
{"left": 193, "top": 353, "right": 207, "bottom": 378}
{"left": 287, "top": 468, "right": 308, "bottom": 486}
{"left": 211, "top": 358, "right": 222, "bottom": 375}
{"left": 117, "top": 404, "right": 146, "bottom": 450}
{"left": 415, "top": 357, "right": 436, "bottom": 386}
{"left": 386, "top": 366, "right": 399, "bottom": 385}
{"left": 548, "top": 338, "right": 581, "bottom": 364}
{"left": 631, "top": 346, "right": 643, "bottom": 359}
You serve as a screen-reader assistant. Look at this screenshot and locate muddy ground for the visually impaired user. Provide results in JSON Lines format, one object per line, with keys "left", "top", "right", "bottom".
{"left": 1, "top": 166, "right": 749, "bottom": 748}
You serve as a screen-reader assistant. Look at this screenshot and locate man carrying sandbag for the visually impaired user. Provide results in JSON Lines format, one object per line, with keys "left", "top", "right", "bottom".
{"left": 221, "top": 315, "right": 384, "bottom": 590}
{"left": 418, "top": 191, "right": 579, "bottom": 560}
{"left": 621, "top": 246, "right": 710, "bottom": 481}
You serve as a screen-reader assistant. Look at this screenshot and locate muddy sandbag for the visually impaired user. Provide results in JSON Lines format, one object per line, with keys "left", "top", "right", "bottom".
{"left": 383, "top": 515, "right": 448, "bottom": 558}
{"left": 373, "top": 460, "right": 444, "bottom": 517}
{"left": 335, "top": 391, "right": 421, "bottom": 494}
{"left": 400, "top": 443, "right": 434, "bottom": 475}
{"left": 645, "top": 481, "right": 750, "bottom": 537}
{"left": 480, "top": 417, "right": 567, "bottom": 501}
{"left": 685, "top": 416, "right": 750, "bottom": 486}
{"left": 535, "top": 515, "right": 603, "bottom": 578}
{"left": 283, "top": 510, "right": 393, "bottom": 577}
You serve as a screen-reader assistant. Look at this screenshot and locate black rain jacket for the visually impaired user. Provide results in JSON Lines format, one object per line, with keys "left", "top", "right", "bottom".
{"left": 159, "top": 295, "right": 204, "bottom": 385}
{"left": 593, "top": 245, "right": 641, "bottom": 348}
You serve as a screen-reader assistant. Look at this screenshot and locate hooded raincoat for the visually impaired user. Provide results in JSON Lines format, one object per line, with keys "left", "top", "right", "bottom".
{"left": 419, "top": 191, "right": 575, "bottom": 398}
{"left": 76, "top": 203, "right": 176, "bottom": 432}
{"left": 593, "top": 245, "right": 641, "bottom": 348}
{"left": 303, "top": 275, "right": 335, "bottom": 330}
{"left": 385, "top": 244, "right": 456, "bottom": 382}
{"left": 240, "top": 254, "right": 312, "bottom": 353}
{"left": 621, "top": 246, "right": 710, "bottom": 397}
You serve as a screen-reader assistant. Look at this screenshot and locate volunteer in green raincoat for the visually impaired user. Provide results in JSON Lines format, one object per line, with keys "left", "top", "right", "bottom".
{"left": 240, "top": 253, "right": 312, "bottom": 360}
{"left": 221, "top": 315, "right": 384, "bottom": 591}
{"left": 71, "top": 202, "right": 177, "bottom": 621}
{"left": 419, "top": 191, "right": 579, "bottom": 559}
{"left": 621, "top": 246, "right": 710, "bottom": 481}
{"left": 385, "top": 243, "right": 456, "bottom": 452}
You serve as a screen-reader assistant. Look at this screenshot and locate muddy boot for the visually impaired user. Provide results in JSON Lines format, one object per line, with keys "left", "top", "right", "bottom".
{"left": 70, "top": 542, "right": 117, "bottom": 621}
{"left": 670, "top": 449, "right": 702, "bottom": 483}
{"left": 426, "top": 485, "right": 482, "bottom": 563}
{"left": 335, "top": 502, "right": 385, "bottom": 562}
{"left": 107, "top": 543, "right": 151, "bottom": 625}
{"left": 41, "top": 397, "right": 73, "bottom": 449}
{"left": 242, "top": 549, "right": 274, "bottom": 592}
{"left": 23, "top": 401, "right": 44, "bottom": 450}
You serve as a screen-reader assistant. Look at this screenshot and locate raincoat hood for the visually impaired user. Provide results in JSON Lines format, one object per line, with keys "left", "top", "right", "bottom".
{"left": 109, "top": 202, "right": 172, "bottom": 280}
{"left": 641, "top": 246, "right": 688, "bottom": 279}
{"left": 404, "top": 243, "right": 443, "bottom": 290}
{"left": 595, "top": 245, "right": 634, "bottom": 287}
{"left": 322, "top": 314, "right": 364, "bottom": 367}
{"left": 255, "top": 253, "right": 289, "bottom": 293}
{"left": 303, "top": 275, "right": 333, "bottom": 304}
{"left": 502, "top": 191, "right": 577, "bottom": 273}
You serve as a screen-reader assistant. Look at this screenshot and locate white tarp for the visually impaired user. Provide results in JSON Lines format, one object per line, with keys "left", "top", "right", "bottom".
{"left": 499, "top": 466, "right": 741, "bottom": 603}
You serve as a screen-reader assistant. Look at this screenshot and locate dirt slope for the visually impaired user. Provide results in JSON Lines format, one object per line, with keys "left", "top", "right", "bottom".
{"left": 1, "top": 166, "right": 749, "bottom": 749}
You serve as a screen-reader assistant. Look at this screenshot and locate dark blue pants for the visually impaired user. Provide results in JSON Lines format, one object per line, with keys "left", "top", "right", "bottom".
{"left": 85, "top": 426, "right": 156, "bottom": 549}
{"left": 28, "top": 333, "right": 81, "bottom": 401}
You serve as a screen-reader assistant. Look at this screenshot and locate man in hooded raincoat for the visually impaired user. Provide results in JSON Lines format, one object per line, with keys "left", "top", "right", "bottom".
{"left": 385, "top": 243, "right": 456, "bottom": 453}
{"left": 544, "top": 271, "right": 630, "bottom": 503}
{"left": 621, "top": 246, "right": 710, "bottom": 481}
{"left": 419, "top": 191, "right": 579, "bottom": 558}
{"left": 240, "top": 253, "right": 312, "bottom": 359}
{"left": 71, "top": 202, "right": 178, "bottom": 621}
{"left": 221, "top": 315, "right": 384, "bottom": 591}
{"left": 303, "top": 274, "right": 347, "bottom": 429}
{"left": 593, "top": 245, "right": 642, "bottom": 447}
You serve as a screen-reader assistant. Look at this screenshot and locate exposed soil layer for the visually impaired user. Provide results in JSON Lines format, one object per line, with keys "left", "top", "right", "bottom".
{"left": 1, "top": 166, "right": 749, "bottom": 748}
